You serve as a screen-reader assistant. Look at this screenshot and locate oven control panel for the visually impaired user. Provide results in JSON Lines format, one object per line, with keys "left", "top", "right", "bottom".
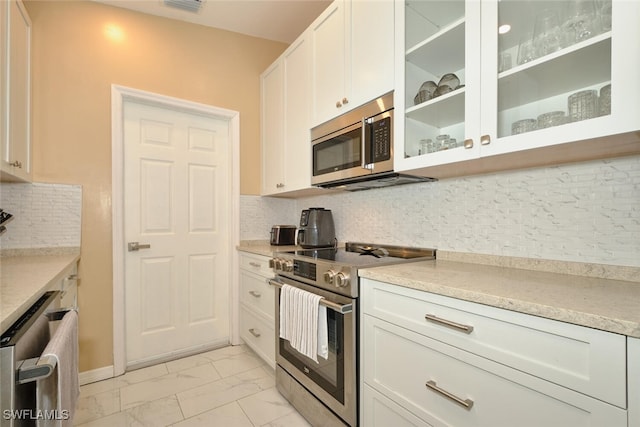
{"left": 270, "top": 256, "right": 357, "bottom": 297}
{"left": 324, "top": 269, "right": 350, "bottom": 287}
{"left": 293, "top": 260, "right": 316, "bottom": 281}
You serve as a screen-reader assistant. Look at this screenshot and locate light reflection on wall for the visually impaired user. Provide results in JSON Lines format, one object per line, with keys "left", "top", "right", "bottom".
{"left": 103, "top": 23, "right": 125, "bottom": 43}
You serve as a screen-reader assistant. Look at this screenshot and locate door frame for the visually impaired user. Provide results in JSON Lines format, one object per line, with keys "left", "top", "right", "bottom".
{"left": 111, "top": 84, "right": 240, "bottom": 377}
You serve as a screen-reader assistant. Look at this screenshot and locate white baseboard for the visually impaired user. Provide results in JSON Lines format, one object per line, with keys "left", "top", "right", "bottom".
{"left": 79, "top": 365, "right": 115, "bottom": 386}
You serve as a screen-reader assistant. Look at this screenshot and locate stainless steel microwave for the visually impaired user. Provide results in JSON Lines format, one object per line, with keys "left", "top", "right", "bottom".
{"left": 311, "top": 92, "right": 394, "bottom": 185}
{"left": 311, "top": 92, "right": 432, "bottom": 191}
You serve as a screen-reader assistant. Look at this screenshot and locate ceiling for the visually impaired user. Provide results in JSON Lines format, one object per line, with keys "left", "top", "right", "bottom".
{"left": 94, "top": 0, "right": 332, "bottom": 44}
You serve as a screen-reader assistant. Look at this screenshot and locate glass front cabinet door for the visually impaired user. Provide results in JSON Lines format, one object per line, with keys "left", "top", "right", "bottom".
{"left": 395, "top": 0, "right": 640, "bottom": 179}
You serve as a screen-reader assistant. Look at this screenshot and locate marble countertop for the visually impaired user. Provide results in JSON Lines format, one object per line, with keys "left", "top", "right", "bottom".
{"left": 1, "top": 249, "right": 80, "bottom": 334}
{"left": 238, "top": 241, "right": 640, "bottom": 336}
{"left": 236, "top": 241, "right": 299, "bottom": 257}
{"left": 359, "top": 259, "right": 640, "bottom": 338}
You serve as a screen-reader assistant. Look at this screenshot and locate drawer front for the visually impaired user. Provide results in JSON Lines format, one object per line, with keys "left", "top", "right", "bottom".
{"left": 240, "top": 270, "right": 276, "bottom": 320}
{"left": 240, "top": 305, "right": 275, "bottom": 368}
{"left": 361, "top": 279, "right": 626, "bottom": 407}
{"left": 363, "top": 384, "right": 433, "bottom": 427}
{"left": 239, "top": 252, "right": 273, "bottom": 278}
{"left": 363, "top": 316, "right": 627, "bottom": 427}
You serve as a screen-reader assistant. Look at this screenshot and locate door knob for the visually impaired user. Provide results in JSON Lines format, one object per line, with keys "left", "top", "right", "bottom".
{"left": 128, "top": 242, "right": 151, "bottom": 252}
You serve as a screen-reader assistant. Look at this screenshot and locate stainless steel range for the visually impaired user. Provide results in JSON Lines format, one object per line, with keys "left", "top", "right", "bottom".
{"left": 270, "top": 242, "right": 436, "bottom": 426}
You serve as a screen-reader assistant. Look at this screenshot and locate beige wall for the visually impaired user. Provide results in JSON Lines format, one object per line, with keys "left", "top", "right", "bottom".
{"left": 24, "top": 0, "right": 286, "bottom": 371}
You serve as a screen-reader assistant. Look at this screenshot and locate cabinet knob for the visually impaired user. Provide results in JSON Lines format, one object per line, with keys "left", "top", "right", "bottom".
{"left": 480, "top": 135, "right": 491, "bottom": 145}
{"left": 8, "top": 161, "right": 22, "bottom": 168}
{"left": 276, "top": 183, "right": 284, "bottom": 188}
{"left": 463, "top": 139, "right": 474, "bottom": 149}
{"left": 342, "top": 97, "right": 349, "bottom": 105}
{"left": 336, "top": 101, "right": 342, "bottom": 108}
{"left": 248, "top": 328, "right": 261, "bottom": 338}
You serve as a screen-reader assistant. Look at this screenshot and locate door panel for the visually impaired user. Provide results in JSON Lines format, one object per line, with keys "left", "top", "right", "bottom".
{"left": 141, "top": 159, "right": 173, "bottom": 233}
{"left": 189, "top": 164, "right": 216, "bottom": 232}
{"left": 140, "top": 256, "right": 175, "bottom": 333}
{"left": 188, "top": 254, "right": 217, "bottom": 323}
{"left": 124, "top": 100, "right": 230, "bottom": 366}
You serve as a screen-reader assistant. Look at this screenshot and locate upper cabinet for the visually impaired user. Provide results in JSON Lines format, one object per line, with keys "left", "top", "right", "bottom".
{"left": 261, "top": 31, "right": 320, "bottom": 197}
{"left": 1, "top": 0, "right": 32, "bottom": 182}
{"left": 395, "top": 0, "right": 640, "bottom": 179}
{"left": 310, "top": 0, "right": 394, "bottom": 127}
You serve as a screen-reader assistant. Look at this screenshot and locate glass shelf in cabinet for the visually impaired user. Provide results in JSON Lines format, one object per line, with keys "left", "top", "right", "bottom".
{"left": 406, "top": 1, "right": 465, "bottom": 49}
{"left": 406, "top": 17, "right": 465, "bottom": 77}
{"left": 497, "top": 32, "right": 611, "bottom": 111}
{"left": 406, "top": 87, "right": 465, "bottom": 128}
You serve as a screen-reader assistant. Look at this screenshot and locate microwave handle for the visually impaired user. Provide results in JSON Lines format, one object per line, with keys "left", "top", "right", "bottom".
{"left": 361, "top": 117, "right": 373, "bottom": 170}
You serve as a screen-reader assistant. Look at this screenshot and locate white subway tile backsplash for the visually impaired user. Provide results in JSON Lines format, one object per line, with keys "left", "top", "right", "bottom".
{"left": 0, "top": 183, "right": 82, "bottom": 250}
{"left": 240, "top": 156, "right": 640, "bottom": 267}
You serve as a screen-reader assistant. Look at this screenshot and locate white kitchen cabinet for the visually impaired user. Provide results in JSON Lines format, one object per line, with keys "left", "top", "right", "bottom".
{"left": 238, "top": 251, "right": 276, "bottom": 368}
{"left": 395, "top": 0, "right": 640, "bottom": 179}
{"left": 260, "top": 59, "right": 285, "bottom": 195}
{"left": 59, "top": 263, "right": 78, "bottom": 309}
{"left": 0, "top": 0, "right": 32, "bottom": 182}
{"left": 310, "top": 0, "right": 394, "bottom": 127}
{"left": 261, "top": 31, "right": 315, "bottom": 196}
{"left": 47, "top": 261, "right": 79, "bottom": 310}
{"left": 360, "top": 278, "right": 630, "bottom": 426}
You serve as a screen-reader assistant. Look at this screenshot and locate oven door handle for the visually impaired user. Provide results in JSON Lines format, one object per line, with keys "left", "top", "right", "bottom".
{"left": 268, "top": 279, "right": 353, "bottom": 314}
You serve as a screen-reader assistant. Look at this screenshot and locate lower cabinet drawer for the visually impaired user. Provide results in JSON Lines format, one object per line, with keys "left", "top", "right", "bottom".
{"left": 363, "top": 384, "right": 432, "bottom": 427}
{"left": 240, "top": 305, "right": 275, "bottom": 368}
{"left": 363, "top": 315, "right": 626, "bottom": 427}
{"left": 361, "top": 278, "right": 626, "bottom": 407}
{"left": 240, "top": 269, "right": 275, "bottom": 320}
{"left": 239, "top": 252, "right": 273, "bottom": 278}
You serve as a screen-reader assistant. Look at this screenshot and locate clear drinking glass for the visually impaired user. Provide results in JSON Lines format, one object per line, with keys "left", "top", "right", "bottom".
{"left": 512, "top": 119, "right": 537, "bottom": 135}
{"left": 595, "top": 0, "right": 612, "bottom": 32}
{"left": 435, "top": 134, "right": 450, "bottom": 151}
{"left": 517, "top": 35, "right": 536, "bottom": 65}
{"left": 563, "top": 0, "right": 600, "bottom": 44}
{"left": 533, "top": 9, "right": 563, "bottom": 57}
{"left": 498, "top": 52, "right": 512, "bottom": 72}
{"left": 599, "top": 84, "right": 611, "bottom": 116}
{"left": 537, "top": 111, "right": 567, "bottom": 129}
{"left": 568, "top": 90, "right": 599, "bottom": 122}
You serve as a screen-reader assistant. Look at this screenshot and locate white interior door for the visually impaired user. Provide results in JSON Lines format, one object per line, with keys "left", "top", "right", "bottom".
{"left": 123, "top": 99, "right": 230, "bottom": 367}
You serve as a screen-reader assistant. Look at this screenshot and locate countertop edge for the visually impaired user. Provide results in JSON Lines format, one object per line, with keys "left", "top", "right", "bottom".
{"left": 359, "top": 262, "right": 640, "bottom": 338}
{"left": 1, "top": 252, "right": 80, "bottom": 334}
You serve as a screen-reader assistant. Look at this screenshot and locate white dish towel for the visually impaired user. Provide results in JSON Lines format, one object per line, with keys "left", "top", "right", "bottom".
{"left": 279, "top": 284, "right": 328, "bottom": 363}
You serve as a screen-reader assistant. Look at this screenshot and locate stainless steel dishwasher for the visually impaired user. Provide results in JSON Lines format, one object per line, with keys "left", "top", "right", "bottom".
{"left": 0, "top": 291, "right": 62, "bottom": 427}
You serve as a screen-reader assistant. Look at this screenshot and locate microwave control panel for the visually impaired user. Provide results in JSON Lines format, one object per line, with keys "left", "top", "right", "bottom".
{"left": 371, "top": 116, "right": 391, "bottom": 162}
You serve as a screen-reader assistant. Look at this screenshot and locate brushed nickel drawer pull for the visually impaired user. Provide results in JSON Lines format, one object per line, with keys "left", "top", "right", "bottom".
{"left": 248, "top": 328, "right": 261, "bottom": 338}
{"left": 425, "top": 314, "right": 474, "bottom": 334}
{"left": 249, "top": 290, "right": 261, "bottom": 298}
{"left": 426, "top": 380, "right": 474, "bottom": 410}
{"left": 249, "top": 262, "right": 261, "bottom": 268}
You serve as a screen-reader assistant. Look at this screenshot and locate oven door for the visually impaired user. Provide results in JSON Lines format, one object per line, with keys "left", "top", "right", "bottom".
{"left": 272, "top": 276, "right": 357, "bottom": 426}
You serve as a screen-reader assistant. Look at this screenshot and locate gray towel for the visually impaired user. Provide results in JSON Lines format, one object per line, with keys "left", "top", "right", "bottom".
{"left": 36, "top": 310, "right": 79, "bottom": 427}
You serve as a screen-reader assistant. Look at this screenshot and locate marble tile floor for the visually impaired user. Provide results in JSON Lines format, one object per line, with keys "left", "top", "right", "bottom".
{"left": 74, "top": 345, "right": 312, "bottom": 427}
